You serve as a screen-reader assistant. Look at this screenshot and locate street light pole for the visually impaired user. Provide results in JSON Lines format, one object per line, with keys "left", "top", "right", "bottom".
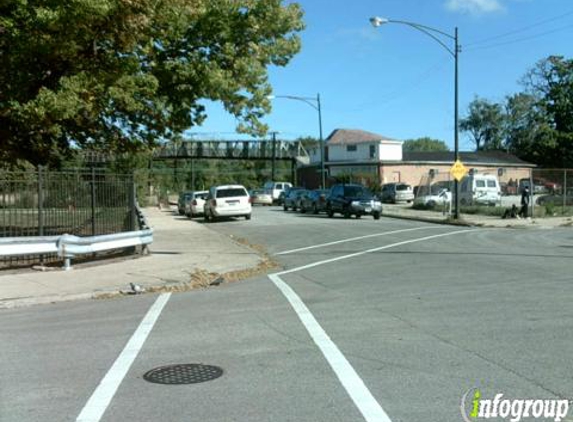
{"left": 268, "top": 94, "right": 326, "bottom": 189}
{"left": 370, "top": 16, "right": 461, "bottom": 219}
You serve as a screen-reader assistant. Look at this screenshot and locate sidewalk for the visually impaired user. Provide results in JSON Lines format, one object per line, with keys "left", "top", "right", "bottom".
{"left": 382, "top": 203, "right": 573, "bottom": 228}
{"left": 0, "top": 208, "right": 264, "bottom": 309}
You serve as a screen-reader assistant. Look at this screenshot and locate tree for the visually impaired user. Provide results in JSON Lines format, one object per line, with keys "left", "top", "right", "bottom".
{"left": 504, "top": 93, "right": 554, "bottom": 165}
{"left": 521, "top": 56, "right": 573, "bottom": 166}
{"left": 460, "top": 96, "right": 506, "bottom": 151}
{"left": 402, "top": 137, "right": 449, "bottom": 152}
{"left": 0, "top": 0, "right": 304, "bottom": 167}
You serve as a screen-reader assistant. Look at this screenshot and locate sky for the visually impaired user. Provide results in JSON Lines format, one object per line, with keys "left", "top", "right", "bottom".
{"left": 188, "top": 0, "right": 573, "bottom": 152}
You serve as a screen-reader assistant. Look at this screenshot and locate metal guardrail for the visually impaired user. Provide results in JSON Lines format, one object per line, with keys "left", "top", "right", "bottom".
{"left": 0, "top": 229, "right": 153, "bottom": 270}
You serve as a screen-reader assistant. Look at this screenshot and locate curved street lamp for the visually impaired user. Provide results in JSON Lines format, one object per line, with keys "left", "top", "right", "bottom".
{"left": 370, "top": 16, "right": 461, "bottom": 219}
{"left": 268, "top": 94, "right": 325, "bottom": 189}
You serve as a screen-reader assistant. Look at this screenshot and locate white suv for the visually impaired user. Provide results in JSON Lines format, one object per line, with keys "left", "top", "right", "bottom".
{"left": 204, "top": 185, "right": 252, "bottom": 221}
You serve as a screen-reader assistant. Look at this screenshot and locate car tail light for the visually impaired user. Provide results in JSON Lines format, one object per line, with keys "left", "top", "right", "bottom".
{"left": 192, "top": 199, "right": 197, "bottom": 206}
{"left": 211, "top": 199, "right": 217, "bottom": 207}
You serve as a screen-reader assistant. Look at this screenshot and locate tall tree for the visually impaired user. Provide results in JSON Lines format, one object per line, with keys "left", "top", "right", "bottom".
{"left": 402, "top": 137, "right": 449, "bottom": 152}
{"left": 460, "top": 96, "right": 506, "bottom": 151}
{"left": 504, "top": 93, "right": 553, "bottom": 164}
{"left": 521, "top": 56, "right": 573, "bottom": 166}
{"left": 0, "top": 0, "right": 304, "bottom": 167}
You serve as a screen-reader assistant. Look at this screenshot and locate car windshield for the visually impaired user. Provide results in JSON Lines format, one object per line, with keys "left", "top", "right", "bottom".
{"left": 216, "top": 188, "right": 247, "bottom": 198}
{"left": 344, "top": 186, "right": 371, "bottom": 198}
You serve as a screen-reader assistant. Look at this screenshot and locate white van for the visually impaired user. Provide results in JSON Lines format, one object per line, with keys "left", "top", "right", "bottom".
{"left": 459, "top": 174, "right": 501, "bottom": 206}
{"left": 263, "top": 181, "right": 292, "bottom": 202}
{"left": 204, "top": 185, "right": 252, "bottom": 221}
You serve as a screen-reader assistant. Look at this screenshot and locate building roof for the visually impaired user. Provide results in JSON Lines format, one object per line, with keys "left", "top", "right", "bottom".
{"left": 326, "top": 129, "right": 397, "bottom": 145}
{"left": 401, "top": 151, "right": 534, "bottom": 167}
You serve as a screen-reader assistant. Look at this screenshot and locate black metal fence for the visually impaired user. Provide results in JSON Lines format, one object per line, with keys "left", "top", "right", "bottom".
{"left": 1, "top": 167, "right": 136, "bottom": 268}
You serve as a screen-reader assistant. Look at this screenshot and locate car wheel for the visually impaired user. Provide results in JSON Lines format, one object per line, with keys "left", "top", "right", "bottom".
{"left": 292, "top": 205, "right": 297, "bottom": 212}
{"left": 356, "top": 213, "right": 362, "bottom": 219}
{"left": 327, "top": 207, "right": 334, "bottom": 218}
{"left": 283, "top": 204, "right": 288, "bottom": 211}
{"left": 343, "top": 208, "right": 351, "bottom": 219}
{"left": 245, "top": 214, "right": 251, "bottom": 220}
{"left": 373, "top": 211, "right": 381, "bottom": 220}
{"left": 300, "top": 206, "right": 306, "bottom": 213}
{"left": 313, "top": 204, "right": 319, "bottom": 214}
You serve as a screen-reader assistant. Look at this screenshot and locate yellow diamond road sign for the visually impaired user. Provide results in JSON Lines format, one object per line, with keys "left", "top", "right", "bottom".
{"left": 450, "top": 160, "right": 468, "bottom": 181}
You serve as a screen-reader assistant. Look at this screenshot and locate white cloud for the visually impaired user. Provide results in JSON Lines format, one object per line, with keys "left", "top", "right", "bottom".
{"left": 445, "top": 0, "right": 505, "bottom": 14}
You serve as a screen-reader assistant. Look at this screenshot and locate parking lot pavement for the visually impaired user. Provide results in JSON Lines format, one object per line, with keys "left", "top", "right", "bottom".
{"left": 2, "top": 206, "right": 573, "bottom": 422}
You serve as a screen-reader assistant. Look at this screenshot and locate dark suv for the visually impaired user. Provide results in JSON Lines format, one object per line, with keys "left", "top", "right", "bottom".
{"left": 326, "top": 184, "right": 382, "bottom": 219}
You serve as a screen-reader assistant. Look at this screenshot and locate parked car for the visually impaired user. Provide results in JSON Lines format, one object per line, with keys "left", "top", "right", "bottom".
{"left": 518, "top": 178, "right": 546, "bottom": 194}
{"left": 283, "top": 188, "right": 308, "bottom": 211}
{"left": 414, "top": 186, "right": 452, "bottom": 208}
{"left": 263, "top": 181, "right": 293, "bottom": 203}
{"left": 326, "top": 184, "right": 382, "bottom": 219}
{"left": 184, "top": 190, "right": 209, "bottom": 218}
{"left": 204, "top": 185, "right": 252, "bottom": 221}
{"left": 177, "top": 191, "right": 193, "bottom": 215}
{"left": 300, "top": 189, "right": 329, "bottom": 214}
{"left": 459, "top": 174, "right": 501, "bottom": 206}
{"left": 380, "top": 183, "right": 415, "bottom": 203}
{"left": 250, "top": 189, "right": 273, "bottom": 206}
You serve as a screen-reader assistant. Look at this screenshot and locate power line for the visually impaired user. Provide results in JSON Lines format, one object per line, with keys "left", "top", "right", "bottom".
{"left": 465, "top": 23, "right": 573, "bottom": 52}
{"left": 465, "top": 9, "right": 573, "bottom": 47}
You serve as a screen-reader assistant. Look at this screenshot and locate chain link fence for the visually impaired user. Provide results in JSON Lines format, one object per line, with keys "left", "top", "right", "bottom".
{"left": 413, "top": 167, "right": 573, "bottom": 218}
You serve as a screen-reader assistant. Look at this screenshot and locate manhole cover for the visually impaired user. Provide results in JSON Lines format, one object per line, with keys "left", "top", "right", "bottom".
{"left": 143, "top": 364, "right": 223, "bottom": 385}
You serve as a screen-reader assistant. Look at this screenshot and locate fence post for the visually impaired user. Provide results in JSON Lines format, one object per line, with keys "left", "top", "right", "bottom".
{"left": 38, "top": 165, "right": 44, "bottom": 264}
{"left": 565, "top": 169, "right": 568, "bottom": 211}
{"left": 91, "top": 167, "right": 96, "bottom": 236}
{"left": 130, "top": 173, "right": 136, "bottom": 231}
{"left": 38, "top": 166, "right": 44, "bottom": 237}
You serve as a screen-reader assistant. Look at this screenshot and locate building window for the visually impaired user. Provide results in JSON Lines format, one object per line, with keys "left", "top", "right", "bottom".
{"left": 346, "top": 145, "right": 357, "bottom": 152}
{"left": 369, "top": 144, "right": 376, "bottom": 158}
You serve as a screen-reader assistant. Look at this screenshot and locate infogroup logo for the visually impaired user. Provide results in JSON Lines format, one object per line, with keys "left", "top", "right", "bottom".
{"left": 461, "top": 388, "right": 570, "bottom": 422}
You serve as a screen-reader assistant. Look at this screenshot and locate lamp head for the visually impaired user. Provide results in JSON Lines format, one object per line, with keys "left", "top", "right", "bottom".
{"left": 369, "top": 16, "right": 389, "bottom": 27}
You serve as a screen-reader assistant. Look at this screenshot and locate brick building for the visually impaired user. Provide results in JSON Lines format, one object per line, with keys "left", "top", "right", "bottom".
{"left": 298, "top": 128, "right": 535, "bottom": 189}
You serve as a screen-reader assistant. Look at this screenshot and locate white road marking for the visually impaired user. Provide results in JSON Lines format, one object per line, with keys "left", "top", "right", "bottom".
{"left": 277, "top": 229, "right": 474, "bottom": 276}
{"left": 274, "top": 226, "right": 445, "bottom": 256}
{"left": 269, "top": 228, "right": 476, "bottom": 422}
{"left": 76, "top": 293, "right": 172, "bottom": 422}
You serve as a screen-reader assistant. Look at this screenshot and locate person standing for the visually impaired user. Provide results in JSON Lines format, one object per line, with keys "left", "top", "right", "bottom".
{"left": 519, "top": 186, "right": 530, "bottom": 218}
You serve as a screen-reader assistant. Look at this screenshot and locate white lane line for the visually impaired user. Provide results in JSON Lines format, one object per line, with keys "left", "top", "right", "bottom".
{"left": 76, "top": 293, "right": 172, "bottom": 422}
{"left": 277, "top": 229, "right": 474, "bottom": 276}
{"left": 270, "top": 273, "right": 393, "bottom": 422}
{"left": 269, "top": 228, "right": 476, "bottom": 422}
{"left": 274, "top": 226, "right": 445, "bottom": 256}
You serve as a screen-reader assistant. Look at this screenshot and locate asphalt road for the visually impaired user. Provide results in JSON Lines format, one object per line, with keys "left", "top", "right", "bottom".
{"left": 2, "top": 207, "right": 573, "bottom": 422}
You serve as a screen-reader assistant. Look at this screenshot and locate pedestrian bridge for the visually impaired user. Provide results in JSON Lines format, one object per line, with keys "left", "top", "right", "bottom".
{"left": 152, "top": 139, "right": 310, "bottom": 164}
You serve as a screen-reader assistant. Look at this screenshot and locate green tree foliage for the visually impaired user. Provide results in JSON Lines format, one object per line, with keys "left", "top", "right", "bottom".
{"left": 402, "top": 137, "right": 449, "bottom": 152}
{"left": 460, "top": 96, "right": 506, "bottom": 151}
{"left": 504, "top": 93, "right": 553, "bottom": 165}
{"left": 460, "top": 56, "right": 573, "bottom": 167}
{"left": 522, "top": 56, "right": 573, "bottom": 166}
{"left": 0, "top": 0, "right": 304, "bottom": 167}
